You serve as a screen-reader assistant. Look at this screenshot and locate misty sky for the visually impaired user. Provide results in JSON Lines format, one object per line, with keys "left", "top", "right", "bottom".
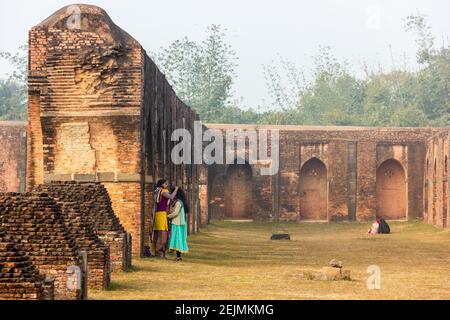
{"left": 0, "top": 0, "right": 449, "bottom": 109}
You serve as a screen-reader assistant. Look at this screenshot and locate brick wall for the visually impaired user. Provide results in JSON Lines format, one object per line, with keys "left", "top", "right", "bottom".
{"left": 424, "top": 128, "right": 450, "bottom": 228}
{"left": 0, "top": 193, "right": 83, "bottom": 300}
{"left": 206, "top": 124, "right": 438, "bottom": 222}
{"left": 27, "top": 5, "right": 202, "bottom": 257}
{"left": 35, "top": 182, "right": 130, "bottom": 272}
{"left": 0, "top": 230, "right": 51, "bottom": 300}
{"left": 0, "top": 122, "right": 27, "bottom": 192}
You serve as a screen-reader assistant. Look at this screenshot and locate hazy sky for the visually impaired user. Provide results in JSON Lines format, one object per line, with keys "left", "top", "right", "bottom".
{"left": 0, "top": 0, "right": 449, "bottom": 108}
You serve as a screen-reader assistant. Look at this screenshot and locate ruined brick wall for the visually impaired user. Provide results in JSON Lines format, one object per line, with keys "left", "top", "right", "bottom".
{"left": 206, "top": 124, "right": 437, "bottom": 222}
{"left": 35, "top": 182, "right": 130, "bottom": 272}
{"left": 0, "top": 193, "right": 83, "bottom": 300}
{"left": 141, "top": 52, "right": 201, "bottom": 244}
{"left": 424, "top": 128, "right": 450, "bottom": 228}
{"left": 27, "top": 5, "right": 201, "bottom": 257}
{"left": 0, "top": 230, "right": 51, "bottom": 300}
{"left": 27, "top": 5, "right": 142, "bottom": 256}
{"left": 59, "top": 202, "right": 110, "bottom": 289}
{"left": 0, "top": 122, "right": 27, "bottom": 193}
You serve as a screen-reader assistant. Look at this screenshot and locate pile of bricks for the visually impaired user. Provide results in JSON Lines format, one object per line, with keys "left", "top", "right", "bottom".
{"left": 58, "top": 201, "right": 110, "bottom": 289}
{"left": 0, "top": 229, "right": 55, "bottom": 300}
{"left": 35, "top": 182, "right": 132, "bottom": 271}
{"left": 0, "top": 193, "right": 83, "bottom": 300}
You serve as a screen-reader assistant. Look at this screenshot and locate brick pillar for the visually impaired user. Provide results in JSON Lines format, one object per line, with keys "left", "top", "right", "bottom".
{"left": 26, "top": 93, "right": 44, "bottom": 191}
{"left": 347, "top": 142, "right": 357, "bottom": 221}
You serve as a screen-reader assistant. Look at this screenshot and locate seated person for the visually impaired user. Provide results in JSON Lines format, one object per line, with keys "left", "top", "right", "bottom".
{"left": 378, "top": 217, "right": 391, "bottom": 234}
{"left": 368, "top": 218, "right": 380, "bottom": 234}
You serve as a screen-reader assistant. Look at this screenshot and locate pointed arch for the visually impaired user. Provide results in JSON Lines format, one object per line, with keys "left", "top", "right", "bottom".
{"left": 224, "top": 161, "right": 253, "bottom": 219}
{"left": 376, "top": 159, "right": 407, "bottom": 220}
{"left": 299, "top": 157, "right": 328, "bottom": 220}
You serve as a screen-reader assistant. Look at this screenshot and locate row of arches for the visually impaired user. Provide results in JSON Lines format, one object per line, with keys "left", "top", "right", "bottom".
{"left": 219, "top": 157, "right": 407, "bottom": 220}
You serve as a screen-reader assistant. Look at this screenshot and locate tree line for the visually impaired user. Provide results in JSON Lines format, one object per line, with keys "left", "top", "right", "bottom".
{"left": 1, "top": 13, "right": 448, "bottom": 127}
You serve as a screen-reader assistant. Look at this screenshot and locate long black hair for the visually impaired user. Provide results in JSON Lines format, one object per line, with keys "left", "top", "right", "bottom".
{"left": 176, "top": 188, "right": 189, "bottom": 214}
{"left": 156, "top": 179, "right": 167, "bottom": 189}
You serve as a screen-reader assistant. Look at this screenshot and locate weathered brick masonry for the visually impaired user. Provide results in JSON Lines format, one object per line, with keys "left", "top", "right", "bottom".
{"left": 206, "top": 124, "right": 440, "bottom": 222}
{"left": 35, "top": 182, "right": 130, "bottom": 273}
{"left": 57, "top": 201, "right": 111, "bottom": 289}
{"left": 26, "top": 5, "right": 202, "bottom": 257}
{"left": 0, "top": 229, "right": 54, "bottom": 300}
{"left": 0, "top": 122, "right": 27, "bottom": 193}
{"left": 0, "top": 193, "right": 84, "bottom": 300}
{"left": 1, "top": 8, "right": 448, "bottom": 294}
{"left": 424, "top": 128, "right": 450, "bottom": 228}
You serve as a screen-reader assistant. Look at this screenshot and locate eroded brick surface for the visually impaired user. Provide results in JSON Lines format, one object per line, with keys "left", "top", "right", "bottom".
{"left": 26, "top": 4, "right": 202, "bottom": 257}
{"left": 0, "top": 193, "right": 82, "bottom": 300}
{"left": 0, "top": 229, "right": 53, "bottom": 300}
{"left": 206, "top": 124, "right": 440, "bottom": 222}
{"left": 424, "top": 129, "right": 450, "bottom": 228}
{"left": 35, "top": 182, "right": 130, "bottom": 272}
{"left": 0, "top": 122, "right": 27, "bottom": 193}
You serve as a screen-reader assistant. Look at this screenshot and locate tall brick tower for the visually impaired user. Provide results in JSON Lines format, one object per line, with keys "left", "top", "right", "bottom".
{"left": 27, "top": 4, "right": 203, "bottom": 256}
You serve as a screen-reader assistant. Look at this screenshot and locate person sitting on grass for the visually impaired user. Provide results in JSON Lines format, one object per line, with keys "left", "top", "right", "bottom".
{"left": 368, "top": 216, "right": 391, "bottom": 234}
{"left": 378, "top": 217, "right": 391, "bottom": 234}
{"left": 368, "top": 218, "right": 380, "bottom": 234}
{"left": 168, "top": 188, "right": 189, "bottom": 262}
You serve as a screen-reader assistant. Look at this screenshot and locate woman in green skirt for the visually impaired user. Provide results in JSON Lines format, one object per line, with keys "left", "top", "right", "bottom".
{"left": 168, "top": 188, "right": 189, "bottom": 261}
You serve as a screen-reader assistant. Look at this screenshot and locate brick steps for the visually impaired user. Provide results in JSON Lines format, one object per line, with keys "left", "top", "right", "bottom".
{"left": 35, "top": 182, "right": 131, "bottom": 272}
{"left": 0, "top": 193, "right": 83, "bottom": 300}
{"left": 0, "top": 229, "right": 53, "bottom": 300}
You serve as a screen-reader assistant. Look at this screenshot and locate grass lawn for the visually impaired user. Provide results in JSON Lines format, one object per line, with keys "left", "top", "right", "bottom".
{"left": 90, "top": 221, "right": 450, "bottom": 300}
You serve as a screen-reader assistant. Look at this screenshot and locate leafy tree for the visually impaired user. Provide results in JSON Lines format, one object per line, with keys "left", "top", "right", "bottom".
{"left": 0, "top": 45, "right": 27, "bottom": 121}
{"left": 0, "top": 79, "right": 27, "bottom": 120}
{"left": 261, "top": 13, "right": 449, "bottom": 128}
{"left": 404, "top": 13, "right": 435, "bottom": 64}
{"left": 155, "top": 25, "right": 239, "bottom": 123}
{"left": 262, "top": 47, "right": 367, "bottom": 126}
{"left": 405, "top": 13, "right": 449, "bottom": 125}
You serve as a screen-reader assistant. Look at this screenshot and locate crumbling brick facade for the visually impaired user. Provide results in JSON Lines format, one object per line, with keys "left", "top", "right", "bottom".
{"left": 206, "top": 125, "right": 438, "bottom": 222}
{"left": 0, "top": 122, "right": 27, "bottom": 193}
{"left": 0, "top": 229, "right": 55, "bottom": 300}
{"left": 35, "top": 182, "right": 130, "bottom": 273}
{"left": 1, "top": 9, "right": 448, "bottom": 294}
{"left": 0, "top": 193, "right": 84, "bottom": 300}
{"left": 27, "top": 5, "right": 202, "bottom": 257}
{"left": 58, "top": 201, "right": 110, "bottom": 289}
{"left": 424, "top": 128, "right": 450, "bottom": 228}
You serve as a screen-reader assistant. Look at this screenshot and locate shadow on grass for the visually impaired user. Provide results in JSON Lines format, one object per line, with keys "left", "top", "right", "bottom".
{"left": 105, "top": 282, "right": 131, "bottom": 292}
{"left": 123, "top": 264, "right": 140, "bottom": 273}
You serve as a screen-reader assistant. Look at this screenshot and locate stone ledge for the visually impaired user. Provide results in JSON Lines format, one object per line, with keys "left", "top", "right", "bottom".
{"left": 41, "top": 109, "right": 141, "bottom": 118}
{"left": 44, "top": 173, "right": 153, "bottom": 183}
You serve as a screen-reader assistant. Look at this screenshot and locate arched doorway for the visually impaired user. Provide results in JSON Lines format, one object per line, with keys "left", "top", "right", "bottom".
{"left": 376, "top": 159, "right": 407, "bottom": 220}
{"left": 299, "top": 158, "right": 328, "bottom": 220}
{"left": 209, "top": 174, "right": 225, "bottom": 220}
{"left": 224, "top": 163, "right": 252, "bottom": 219}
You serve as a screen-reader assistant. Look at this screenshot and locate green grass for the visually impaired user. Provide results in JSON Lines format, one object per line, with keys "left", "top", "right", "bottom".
{"left": 90, "top": 221, "right": 450, "bottom": 300}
